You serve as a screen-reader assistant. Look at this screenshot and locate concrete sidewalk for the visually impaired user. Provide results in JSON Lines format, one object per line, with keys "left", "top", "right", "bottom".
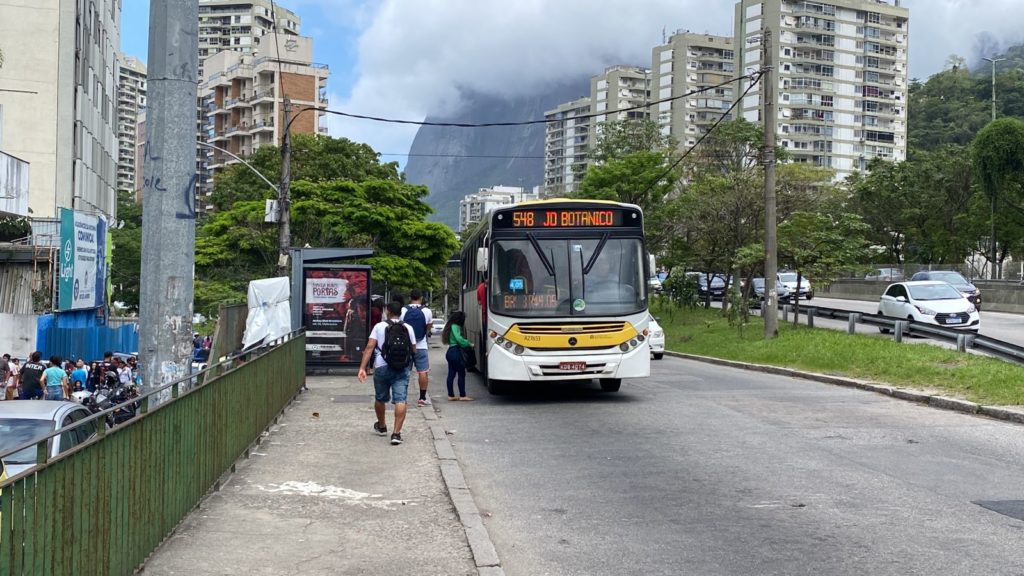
{"left": 142, "top": 368, "right": 478, "bottom": 576}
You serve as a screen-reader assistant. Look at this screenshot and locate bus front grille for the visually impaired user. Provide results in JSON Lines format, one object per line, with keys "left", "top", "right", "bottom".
{"left": 516, "top": 322, "right": 628, "bottom": 335}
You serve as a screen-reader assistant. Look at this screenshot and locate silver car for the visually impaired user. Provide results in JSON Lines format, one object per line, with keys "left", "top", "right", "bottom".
{"left": 648, "top": 315, "right": 665, "bottom": 360}
{"left": 0, "top": 401, "right": 99, "bottom": 478}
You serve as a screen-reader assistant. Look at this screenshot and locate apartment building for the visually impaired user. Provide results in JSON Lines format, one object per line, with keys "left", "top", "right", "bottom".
{"left": 543, "top": 97, "right": 592, "bottom": 197}
{"left": 734, "top": 0, "right": 909, "bottom": 179}
{"left": 197, "top": 0, "right": 302, "bottom": 207}
{"left": 199, "top": 35, "right": 328, "bottom": 199}
{"left": 117, "top": 56, "right": 147, "bottom": 195}
{"left": 198, "top": 0, "right": 300, "bottom": 78}
{"left": 459, "top": 186, "right": 539, "bottom": 232}
{"left": 589, "top": 65, "right": 652, "bottom": 142}
{"left": 651, "top": 32, "right": 736, "bottom": 147}
{"left": 0, "top": 0, "right": 121, "bottom": 219}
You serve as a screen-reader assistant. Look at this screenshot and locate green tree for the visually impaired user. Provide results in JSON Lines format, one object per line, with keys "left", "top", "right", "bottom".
{"left": 195, "top": 138, "right": 458, "bottom": 317}
{"left": 111, "top": 190, "right": 142, "bottom": 312}
{"left": 575, "top": 118, "right": 681, "bottom": 254}
{"left": 209, "top": 133, "right": 401, "bottom": 210}
{"left": 777, "top": 212, "right": 870, "bottom": 324}
{"left": 0, "top": 216, "right": 31, "bottom": 242}
{"left": 972, "top": 117, "right": 1024, "bottom": 276}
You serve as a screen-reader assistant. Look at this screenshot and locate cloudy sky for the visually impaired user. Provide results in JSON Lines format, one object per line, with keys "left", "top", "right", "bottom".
{"left": 122, "top": 0, "right": 1024, "bottom": 164}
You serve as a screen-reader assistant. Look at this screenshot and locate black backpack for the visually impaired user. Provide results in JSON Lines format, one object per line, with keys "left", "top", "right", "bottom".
{"left": 380, "top": 320, "right": 414, "bottom": 371}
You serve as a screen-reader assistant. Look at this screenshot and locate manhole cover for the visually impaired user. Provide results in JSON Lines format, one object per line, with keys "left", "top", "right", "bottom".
{"left": 973, "top": 500, "right": 1024, "bottom": 521}
{"left": 331, "top": 395, "right": 372, "bottom": 404}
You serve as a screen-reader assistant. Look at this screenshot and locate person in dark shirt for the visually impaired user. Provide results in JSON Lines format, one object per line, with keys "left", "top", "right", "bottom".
{"left": 19, "top": 351, "right": 46, "bottom": 400}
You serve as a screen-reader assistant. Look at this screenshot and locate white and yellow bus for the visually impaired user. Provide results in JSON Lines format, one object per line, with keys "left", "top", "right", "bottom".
{"left": 460, "top": 200, "right": 653, "bottom": 394}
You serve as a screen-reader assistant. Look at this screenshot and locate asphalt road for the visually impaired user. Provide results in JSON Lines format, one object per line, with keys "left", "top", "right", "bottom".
{"left": 432, "top": 356, "right": 1024, "bottom": 576}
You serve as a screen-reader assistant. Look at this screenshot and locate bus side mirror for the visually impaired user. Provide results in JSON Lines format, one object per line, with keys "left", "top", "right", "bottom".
{"left": 477, "top": 247, "right": 489, "bottom": 272}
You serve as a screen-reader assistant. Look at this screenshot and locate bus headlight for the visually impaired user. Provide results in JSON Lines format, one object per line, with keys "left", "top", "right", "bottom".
{"left": 619, "top": 343, "right": 629, "bottom": 352}
{"left": 629, "top": 339, "right": 638, "bottom": 347}
{"left": 503, "top": 341, "right": 513, "bottom": 350}
{"left": 637, "top": 334, "right": 646, "bottom": 343}
{"left": 513, "top": 345, "right": 525, "bottom": 355}
{"left": 496, "top": 336, "right": 506, "bottom": 345}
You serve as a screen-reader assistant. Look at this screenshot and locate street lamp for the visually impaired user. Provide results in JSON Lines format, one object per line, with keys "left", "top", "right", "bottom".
{"left": 983, "top": 56, "right": 1005, "bottom": 280}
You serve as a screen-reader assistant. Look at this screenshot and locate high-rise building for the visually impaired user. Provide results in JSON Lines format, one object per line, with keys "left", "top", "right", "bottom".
{"left": 589, "top": 65, "right": 652, "bottom": 143}
{"left": 0, "top": 0, "right": 121, "bottom": 219}
{"left": 651, "top": 32, "right": 736, "bottom": 148}
{"left": 198, "top": 0, "right": 300, "bottom": 78}
{"left": 734, "top": 0, "right": 909, "bottom": 179}
{"left": 117, "top": 56, "right": 148, "bottom": 196}
{"left": 196, "top": 0, "right": 303, "bottom": 209}
{"left": 459, "top": 186, "right": 539, "bottom": 232}
{"left": 199, "top": 35, "right": 328, "bottom": 207}
{"left": 543, "top": 97, "right": 592, "bottom": 197}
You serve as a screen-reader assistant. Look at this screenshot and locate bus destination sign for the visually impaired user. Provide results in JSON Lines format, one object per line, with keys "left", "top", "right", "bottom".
{"left": 496, "top": 208, "right": 636, "bottom": 229}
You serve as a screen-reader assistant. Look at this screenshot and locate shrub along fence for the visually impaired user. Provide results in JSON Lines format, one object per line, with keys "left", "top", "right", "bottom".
{"left": 0, "top": 331, "right": 306, "bottom": 576}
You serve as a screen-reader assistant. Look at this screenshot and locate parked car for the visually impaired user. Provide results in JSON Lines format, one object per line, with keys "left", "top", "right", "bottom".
{"left": 777, "top": 272, "right": 813, "bottom": 300}
{"left": 909, "top": 270, "right": 982, "bottom": 311}
{"left": 749, "top": 278, "right": 793, "bottom": 307}
{"left": 865, "top": 267, "right": 904, "bottom": 281}
{"left": 648, "top": 315, "right": 665, "bottom": 360}
{"left": 0, "top": 401, "right": 100, "bottom": 478}
{"left": 693, "top": 273, "right": 729, "bottom": 300}
{"left": 877, "top": 281, "right": 980, "bottom": 332}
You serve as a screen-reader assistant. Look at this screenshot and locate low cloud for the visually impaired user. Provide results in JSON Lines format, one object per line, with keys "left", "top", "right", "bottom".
{"left": 328, "top": 0, "right": 1024, "bottom": 157}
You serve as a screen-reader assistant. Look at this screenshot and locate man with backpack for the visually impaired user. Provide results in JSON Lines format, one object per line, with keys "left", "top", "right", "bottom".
{"left": 400, "top": 289, "right": 433, "bottom": 407}
{"left": 358, "top": 301, "right": 416, "bottom": 446}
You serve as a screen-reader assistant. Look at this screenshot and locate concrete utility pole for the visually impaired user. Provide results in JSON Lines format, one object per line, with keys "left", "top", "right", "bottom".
{"left": 277, "top": 97, "right": 292, "bottom": 277}
{"left": 983, "top": 56, "right": 1005, "bottom": 280}
{"left": 761, "top": 27, "right": 779, "bottom": 340}
{"left": 139, "top": 0, "right": 200, "bottom": 389}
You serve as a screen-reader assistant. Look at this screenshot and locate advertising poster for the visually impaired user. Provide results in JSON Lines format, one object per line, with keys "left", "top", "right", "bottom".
{"left": 58, "top": 208, "right": 108, "bottom": 310}
{"left": 303, "top": 267, "right": 370, "bottom": 365}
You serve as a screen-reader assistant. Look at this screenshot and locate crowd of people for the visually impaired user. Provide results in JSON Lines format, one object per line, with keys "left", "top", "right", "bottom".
{"left": 0, "top": 351, "right": 141, "bottom": 401}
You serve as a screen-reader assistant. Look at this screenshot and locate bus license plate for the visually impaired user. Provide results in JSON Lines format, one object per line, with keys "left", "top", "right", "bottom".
{"left": 559, "top": 362, "right": 587, "bottom": 372}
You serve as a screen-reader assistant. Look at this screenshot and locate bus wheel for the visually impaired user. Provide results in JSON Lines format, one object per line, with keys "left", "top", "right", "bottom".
{"left": 487, "top": 378, "right": 508, "bottom": 395}
{"left": 599, "top": 378, "right": 622, "bottom": 392}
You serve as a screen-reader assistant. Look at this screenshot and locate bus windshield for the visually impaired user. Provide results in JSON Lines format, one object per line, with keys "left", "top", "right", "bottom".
{"left": 490, "top": 236, "right": 646, "bottom": 317}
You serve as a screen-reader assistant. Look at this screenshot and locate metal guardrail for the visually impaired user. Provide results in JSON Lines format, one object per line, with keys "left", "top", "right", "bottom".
{"left": 780, "top": 303, "right": 1024, "bottom": 367}
{"left": 0, "top": 331, "right": 306, "bottom": 575}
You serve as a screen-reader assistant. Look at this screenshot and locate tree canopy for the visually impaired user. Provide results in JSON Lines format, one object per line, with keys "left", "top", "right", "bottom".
{"left": 193, "top": 135, "right": 457, "bottom": 317}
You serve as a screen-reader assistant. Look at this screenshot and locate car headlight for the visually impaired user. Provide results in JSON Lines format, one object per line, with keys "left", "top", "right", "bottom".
{"left": 914, "top": 305, "right": 937, "bottom": 316}
{"left": 652, "top": 330, "right": 664, "bottom": 338}
{"left": 966, "top": 304, "right": 977, "bottom": 314}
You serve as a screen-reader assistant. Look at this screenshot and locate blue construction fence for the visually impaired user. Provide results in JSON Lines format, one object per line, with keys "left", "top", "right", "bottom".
{"left": 36, "top": 309, "right": 139, "bottom": 362}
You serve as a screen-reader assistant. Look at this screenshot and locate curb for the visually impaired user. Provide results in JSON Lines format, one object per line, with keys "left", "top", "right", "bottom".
{"left": 663, "top": 351, "right": 1024, "bottom": 425}
{"left": 420, "top": 404, "right": 505, "bottom": 576}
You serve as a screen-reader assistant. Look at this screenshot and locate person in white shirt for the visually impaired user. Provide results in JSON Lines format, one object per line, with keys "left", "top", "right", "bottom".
{"left": 400, "top": 289, "right": 434, "bottom": 407}
{"left": 358, "top": 301, "right": 416, "bottom": 446}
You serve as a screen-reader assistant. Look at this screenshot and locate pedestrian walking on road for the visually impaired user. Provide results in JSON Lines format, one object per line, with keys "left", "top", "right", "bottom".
{"left": 43, "top": 356, "right": 69, "bottom": 400}
{"left": 442, "top": 311, "right": 474, "bottom": 401}
{"left": 19, "top": 352, "right": 45, "bottom": 400}
{"left": 358, "top": 301, "right": 416, "bottom": 446}
{"left": 400, "top": 289, "right": 433, "bottom": 407}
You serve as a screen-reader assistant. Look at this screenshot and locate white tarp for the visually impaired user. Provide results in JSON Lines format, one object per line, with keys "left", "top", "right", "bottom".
{"left": 242, "top": 277, "right": 292, "bottom": 350}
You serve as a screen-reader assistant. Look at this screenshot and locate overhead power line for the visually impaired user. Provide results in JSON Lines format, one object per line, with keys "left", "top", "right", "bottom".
{"left": 316, "top": 72, "right": 758, "bottom": 129}
{"left": 636, "top": 69, "right": 765, "bottom": 199}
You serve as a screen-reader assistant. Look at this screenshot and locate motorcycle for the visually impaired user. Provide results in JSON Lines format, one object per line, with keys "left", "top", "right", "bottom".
{"left": 72, "top": 371, "right": 140, "bottom": 426}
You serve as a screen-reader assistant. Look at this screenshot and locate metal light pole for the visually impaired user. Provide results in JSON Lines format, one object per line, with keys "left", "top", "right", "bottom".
{"left": 983, "top": 56, "right": 1005, "bottom": 280}
{"left": 140, "top": 0, "right": 200, "bottom": 388}
{"left": 761, "top": 28, "right": 779, "bottom": 339}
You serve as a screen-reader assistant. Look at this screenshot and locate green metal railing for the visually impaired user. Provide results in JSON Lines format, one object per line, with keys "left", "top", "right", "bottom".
{"left": 0, "top": 332, "right": 306, "bottom": 576}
